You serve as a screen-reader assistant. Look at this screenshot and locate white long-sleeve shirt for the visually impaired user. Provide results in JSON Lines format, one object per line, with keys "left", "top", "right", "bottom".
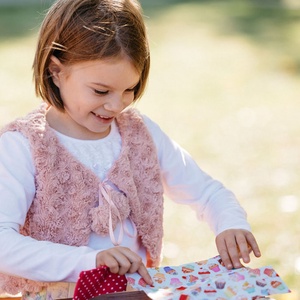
{"left": 0, "top": 113, "right": 250, "bottom": 283}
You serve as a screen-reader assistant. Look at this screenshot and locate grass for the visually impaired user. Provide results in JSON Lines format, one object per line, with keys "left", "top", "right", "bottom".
{"left": 0, "top": 1, "right": 300, "bottom": 299}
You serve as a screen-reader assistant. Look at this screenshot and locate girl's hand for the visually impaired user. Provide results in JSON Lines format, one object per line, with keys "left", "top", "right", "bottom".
{"left": 96, "top": 246, "right": 153, "bottom": 285}
{"left": 215, "top": 229, "right": 261, "bottom": 270}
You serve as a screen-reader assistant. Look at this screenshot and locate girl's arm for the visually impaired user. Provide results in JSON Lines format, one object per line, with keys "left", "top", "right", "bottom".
{"left": 142, "top": 114, "right": 260, "bottom": 267}
{"left": 0, "top": 131, "right": 152, "bottom": 284}
{"left": 142, "top": 115, "right": 250, "bottom": 233}
{"left": 0, "top": 132, "right": 98, "bottom": 282}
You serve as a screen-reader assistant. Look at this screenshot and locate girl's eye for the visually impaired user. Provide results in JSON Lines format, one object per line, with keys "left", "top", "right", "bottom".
{"left": 94, "top": 89, "right": 108, "bottom": 95}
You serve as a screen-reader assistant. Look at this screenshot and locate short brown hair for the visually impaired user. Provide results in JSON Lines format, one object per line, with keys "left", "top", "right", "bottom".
{"left": 33, "top": 0, "right": 150, "bottom": 111}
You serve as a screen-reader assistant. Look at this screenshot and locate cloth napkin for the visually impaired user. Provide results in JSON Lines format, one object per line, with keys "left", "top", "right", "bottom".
{"left": 73, "top": 266, "right": 127, "bottom": 300}
{"left": 126, "top": 255, "right": 291, "bottom": 300}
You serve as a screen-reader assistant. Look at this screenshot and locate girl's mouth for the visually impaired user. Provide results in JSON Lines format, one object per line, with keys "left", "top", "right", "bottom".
{"left": 92, "top": 112, "right": 114, "bottom": 121}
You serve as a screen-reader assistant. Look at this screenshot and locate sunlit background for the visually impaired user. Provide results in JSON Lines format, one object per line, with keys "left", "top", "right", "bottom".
{"left": 0, "top": 0, "right": 299, "bottom": 299}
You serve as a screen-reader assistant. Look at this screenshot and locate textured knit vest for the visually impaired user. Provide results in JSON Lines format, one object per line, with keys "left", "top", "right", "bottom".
{"left": 0, "top": 104, "right": 164, "bottom": 295}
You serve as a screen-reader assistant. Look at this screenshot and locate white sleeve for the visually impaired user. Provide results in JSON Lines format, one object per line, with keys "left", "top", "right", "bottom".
{"left": 142, "top": 115, "right": 251, "bottom": 235}
{"left": 0, "top": 131, "right": 98, "bottom": 282}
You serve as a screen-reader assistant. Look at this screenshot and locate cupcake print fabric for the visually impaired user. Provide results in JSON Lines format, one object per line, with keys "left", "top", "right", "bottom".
{"left": 126, "top": 255, "right": 290, "bottom": 299}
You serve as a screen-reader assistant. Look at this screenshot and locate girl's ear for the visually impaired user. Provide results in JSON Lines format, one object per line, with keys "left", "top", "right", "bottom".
{"left": 49, "top": 55, "right": 63, "bottom": 87}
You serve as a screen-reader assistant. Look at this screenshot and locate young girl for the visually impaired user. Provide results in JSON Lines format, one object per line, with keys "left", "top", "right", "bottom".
{"left": 0, "top": 0, "right": 261, "bottom": 298}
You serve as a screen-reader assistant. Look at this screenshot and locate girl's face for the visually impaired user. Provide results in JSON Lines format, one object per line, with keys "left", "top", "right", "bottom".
{"left": 47, "top": 56, "right": 140, "bottom": 140}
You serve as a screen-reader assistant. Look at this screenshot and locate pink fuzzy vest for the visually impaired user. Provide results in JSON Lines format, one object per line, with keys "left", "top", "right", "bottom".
{"left": 0, "top": 105, "right": 164, "bottom": 294}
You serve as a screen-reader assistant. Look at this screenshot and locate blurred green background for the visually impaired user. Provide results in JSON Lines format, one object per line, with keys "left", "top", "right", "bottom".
{"left": 0, "top": 0, "right": 299, "bottom": 298}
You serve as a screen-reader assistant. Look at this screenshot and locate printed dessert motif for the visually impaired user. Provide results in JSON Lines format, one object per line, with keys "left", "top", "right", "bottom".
{"left": 224, "top": 286, "right": 238, "bottom": 297}
{"left": 182, "top": 264, "right": 195, "bottom": 273}
{"left": 264, "top": 268, "right": 277, "bottom": 277}
{"left": 138, "top": 277, "right": 148, "bottom": 288}
{"left": 164, "top": 266, "right": 178, "bottom": 275}
{"left": 228, "top": 271, "right": 245, "bottom": 282}
{"left": 242, "top": 282, "right": 255, "bottom": 293}
{"left": 256, "top": 278, "right": 267, "bottom": 287}
{"left": 249, "top": 268, "right": 261, "bottom": 277}
{"left": 261, "top": 288, "right": 272, "bottom": 296}
{"left": 204, "top": 284, "right": 217, "bottom": 295}
{"left": 215, "top": 279, "right": 226, "bottom": 289}
{"left": 209, "top": 263, "right": 221, "bottom": 272}
{"left": 182, "top": 274, "right": 199, "bottom": 286}
{"left": 170, "top": 277, "right": 182, "bottom": 287}
{"left": 126, "top": 255, "right": 291, "bottom": 300}
{"left": 126, "top": 276, "right": 135, "bottom": 286}
{"left": 198, "top": 269, "right": 211, "bottom": 281}
{"left": 271, "top": 280, "right": 286, "bottom": 290}
{"left": 191, "top": 286, "right": 201, "bottom": 296}
{"left": 153, "top": 272, "right": 166, "bottom": 284}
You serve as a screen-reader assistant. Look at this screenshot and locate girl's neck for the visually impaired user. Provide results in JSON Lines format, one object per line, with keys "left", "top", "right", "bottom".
{"left": 45, "top": 106, "right": 111, "bottom": 140}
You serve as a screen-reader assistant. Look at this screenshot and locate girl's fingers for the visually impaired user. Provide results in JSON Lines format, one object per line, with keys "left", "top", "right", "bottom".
{"left": 96, "top": 247, "right": 153, "bottom": 285}
{"left": 96, "top": 250, "right": 122, "bottom": 274}
{"left": 137, "top": 265, "right": 153, "bottom": 286}
{"left": 216, "top": 233, "right": 235, "bottom": 269}
{"left": 216, "top": 229, "right": 261, "bottom": 270}
{"left": 119, "top": 248, "right": 153, "bottom": 285}
{"left": 245, "top": 231, "right": 261, "bottom": 258}
{"left": 236, "top": 232, "right": 251, "bottom": 264}
{"left": 224, "top": 234, "right": 243, "bottom": 269}
{"left": 108, "top": 248, "right": 134, "bottom": 275}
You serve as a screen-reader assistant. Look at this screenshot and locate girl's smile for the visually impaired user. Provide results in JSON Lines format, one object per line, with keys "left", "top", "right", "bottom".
{"left": 46, "top": 56, "right": 140, "bottom": 140}
{"left": 91, "top": 112, "right": 114, "bottom": 123}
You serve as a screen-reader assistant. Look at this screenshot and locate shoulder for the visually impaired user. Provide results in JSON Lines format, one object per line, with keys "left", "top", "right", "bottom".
{"left": 140, "top": 114, "right": 164, "bottom": 138}
{"left": 1, "top": 130, "right": 30, "bottom": 144}
{"left": 0, "top": 131, "right": 31, "bottom": 152}
{"left": 118, "top": 108, "right": 163, "bottom": 136}
{"left": 0, "top": 104, "right": 47, "bottom": 136}
{"left": 0, "top": 130, "right": 34, "bottom": 174}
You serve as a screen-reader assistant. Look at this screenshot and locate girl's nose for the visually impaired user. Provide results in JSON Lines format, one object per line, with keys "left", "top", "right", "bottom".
{"left": 104, "top": 95, "right": 125, "bottom": 113}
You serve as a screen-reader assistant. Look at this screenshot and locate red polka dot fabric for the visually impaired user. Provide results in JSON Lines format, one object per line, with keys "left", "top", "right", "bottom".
{"left": 73, "top": 266, "right": 127, "bottom": 300}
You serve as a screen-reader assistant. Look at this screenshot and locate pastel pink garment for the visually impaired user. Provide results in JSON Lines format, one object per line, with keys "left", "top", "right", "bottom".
{"left": 0, "top": 105, "right": 164, "bottom": 294}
